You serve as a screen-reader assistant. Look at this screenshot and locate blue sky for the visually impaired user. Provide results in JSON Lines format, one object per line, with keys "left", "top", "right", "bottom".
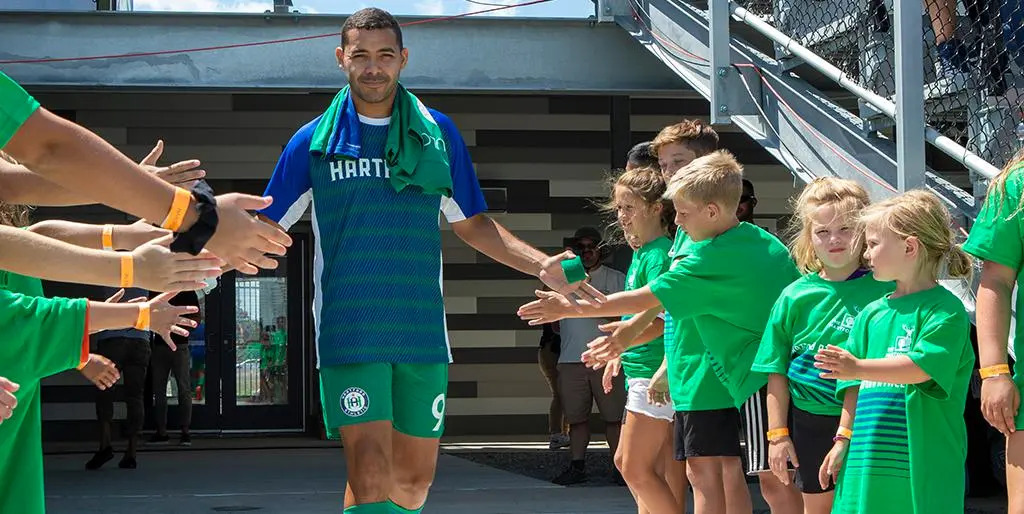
{"left": 131, "top": 0, "right": 592, "bottom": 18}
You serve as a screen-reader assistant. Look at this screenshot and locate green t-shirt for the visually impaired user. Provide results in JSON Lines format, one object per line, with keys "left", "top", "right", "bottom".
{"left": 651, "top": 222, "right": 800, "bottom": 406}
{"left": 661, "top": 228, "right": 733, "bottom": 411}
{"left": 0, "top": 271, "right": 88, "bottom": 514}
{"left": 833, "top": 285, "right": 973, "bottom": 514}
{"left": 620, "top": 236, "right": 671, "bottom": 380}
{"left": 0, "top": 71, "right": 40, "bottom": 150}
{"left": 963, "top": 165, "right": 1024, "bottom": 427}
{"left": 752, "top": 272, "right": 894, "bottom": 416}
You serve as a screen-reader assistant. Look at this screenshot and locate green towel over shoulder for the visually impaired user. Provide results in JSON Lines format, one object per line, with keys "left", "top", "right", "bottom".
{"left": 309, "top": 84, "right": 453, "bottom": 196}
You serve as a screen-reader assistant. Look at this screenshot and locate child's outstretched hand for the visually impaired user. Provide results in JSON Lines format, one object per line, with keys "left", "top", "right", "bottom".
{"left": 601, "top": 358, "right": 621, "bottom": 394}
{"left": 518, "top": 290, "right": 574, "bottom": 325}
{"left": 818, "top": 438, "right": 849, "bottom": 490}
{"left": 80, "top": 354, "right": 120, "bottom": 390}
{"left": 132, "top": 234, "right": 224, "bottom": 292}
{"left": 147, "top": 291, "right": 200, "bottom": 351}
{"left": 814, "top": 345, "right": 861, "bottom": 380}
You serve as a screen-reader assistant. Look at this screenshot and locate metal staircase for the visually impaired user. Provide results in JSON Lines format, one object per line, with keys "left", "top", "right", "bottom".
{"left": 598, "top": 0, "right": 1023, "bottom": 330}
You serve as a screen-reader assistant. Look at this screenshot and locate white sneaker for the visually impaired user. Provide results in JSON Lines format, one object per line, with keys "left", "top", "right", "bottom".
{"left": 548, "top": 433, "right": 570, "bottom": 450}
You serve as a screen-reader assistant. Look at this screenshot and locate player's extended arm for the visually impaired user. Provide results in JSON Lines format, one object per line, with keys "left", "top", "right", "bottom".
{"left": 450, "top": 214, "right": 605, "bottom": 304}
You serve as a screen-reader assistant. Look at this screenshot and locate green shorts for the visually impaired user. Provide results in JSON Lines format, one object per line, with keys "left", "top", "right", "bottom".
{"left": 319, "top": 362, "right": 448, "bottom": 439}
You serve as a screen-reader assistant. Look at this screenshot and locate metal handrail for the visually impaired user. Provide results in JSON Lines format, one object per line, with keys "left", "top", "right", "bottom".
{"left": 729, "top": 1, "right": 1003, "bottom": 180}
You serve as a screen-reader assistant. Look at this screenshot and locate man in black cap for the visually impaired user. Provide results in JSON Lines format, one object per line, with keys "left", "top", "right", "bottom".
{"left": 552, "top": 227, "right": 626, "bottom": 485}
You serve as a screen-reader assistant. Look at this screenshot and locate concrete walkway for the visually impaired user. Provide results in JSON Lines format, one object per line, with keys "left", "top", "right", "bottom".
{"left": 44, "top": 447, "right": 1006, "bottom": 513}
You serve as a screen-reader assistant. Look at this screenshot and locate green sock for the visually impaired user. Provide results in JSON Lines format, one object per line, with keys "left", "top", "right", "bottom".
{"left": 387, "top": 499, "right": 423, "bottom": 514}
{"left": 343, "top": 502, "right": 392, "bottom": 513}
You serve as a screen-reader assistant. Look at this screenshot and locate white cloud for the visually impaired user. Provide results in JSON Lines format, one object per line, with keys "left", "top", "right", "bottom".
{"left": 412, "top": 0, "right": 445, "bottom": 15}
{"left": 134, "top": 0, "right": 317, "bottom": 13}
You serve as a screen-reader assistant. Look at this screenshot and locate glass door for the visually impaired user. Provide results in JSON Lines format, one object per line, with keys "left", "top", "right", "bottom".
{"left": 153, "top": 232, "right": 309, "bottom": 432}
{"left": 219, "top": 233, "right": 308, "bottom": 430}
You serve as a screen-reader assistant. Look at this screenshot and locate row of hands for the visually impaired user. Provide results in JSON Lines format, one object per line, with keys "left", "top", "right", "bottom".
{"left": 124, "top": 140, "right": 292, "bottom": 292}
{"left": 519, "top": 288, "right": 873, "bottom": 492}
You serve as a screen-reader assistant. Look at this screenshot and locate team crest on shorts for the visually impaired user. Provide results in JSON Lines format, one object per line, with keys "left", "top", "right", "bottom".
{"left": 340, "top": 387, "right": 370, "bottom": 417}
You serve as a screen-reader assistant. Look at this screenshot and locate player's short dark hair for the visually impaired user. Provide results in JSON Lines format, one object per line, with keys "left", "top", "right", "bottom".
{"left": 626, "top": 141, "right": 658, "bottom": 169}
{"left": 341, "top": 7, "right": 403, "bottom": 49}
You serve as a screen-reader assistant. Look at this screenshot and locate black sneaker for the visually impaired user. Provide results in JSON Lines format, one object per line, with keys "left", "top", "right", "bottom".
{"left": 179, "top": 433, "right": 192, "bottom": 447}
{"left": 118, "top": 456, "right": 137, "bottom": 469}
{"left": 146, "top": 433, "right": 170, "bottom": 445}
{"left": 552, "top": 466, "right": 587, "bottom": 485}
{"left": 85, "top": 446, "right": 114, "bottom": 470}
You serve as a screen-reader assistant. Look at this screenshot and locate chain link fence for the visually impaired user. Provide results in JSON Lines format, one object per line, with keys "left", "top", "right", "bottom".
{"left": 742, "top": 0, "right": 1023, "bottom": 173}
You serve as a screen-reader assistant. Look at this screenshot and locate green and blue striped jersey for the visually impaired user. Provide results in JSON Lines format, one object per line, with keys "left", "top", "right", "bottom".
{"left": 261, "top": 109, "right": 486, "bottom": 366}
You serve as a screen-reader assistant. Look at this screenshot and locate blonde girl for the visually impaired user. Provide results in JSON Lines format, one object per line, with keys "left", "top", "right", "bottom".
{"left": 599, "top": 165, "right": 685, "bottom": 514}
{"left": 752, "top": 177, "right": 893, "bottom": 514}
{"left": 963, "top": 147, "right": 1024, "bottom": 513}
{"left": 815, "top": 190, "right": 974, "bottom": 514}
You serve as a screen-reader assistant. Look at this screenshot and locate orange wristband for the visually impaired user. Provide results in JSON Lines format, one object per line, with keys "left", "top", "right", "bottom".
{"left": 160, "top": 187, "right": 192, "bottom": 232}
{"left": 980, "top": 364, "right": 1011, "bottom": 379}
{"left": 102, "top": 225, "right": 114, "bottom": 251}
{"left": 119, "top": 254, "right": 134, "bottom": 288}
{"left": 835, "top": 426, "right": 853, "bottom": 440}
{"left": 134, "top": 303, "right": 151, "bottom": 331}
{"left": 766, "top": 427, "right": 790, "bottom": 442}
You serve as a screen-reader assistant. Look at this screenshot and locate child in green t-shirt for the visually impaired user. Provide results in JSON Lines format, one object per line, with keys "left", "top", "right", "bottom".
{"left": 519, "top": 150, "right": 801, "bottom": 514}
{"left": 962, "top": 147, "right": 1024, "bottom": 513}
{"left": 595, "top": 164, "right": 682, "bottom": 513}
{"left": 0, "top": 200, "right": 203, "bottom": 514}
{"left": 751, "top": 177, "right": 893, "bottom": 513}
{"left": 815, "top": 190, "right": 974, "bottom": 514}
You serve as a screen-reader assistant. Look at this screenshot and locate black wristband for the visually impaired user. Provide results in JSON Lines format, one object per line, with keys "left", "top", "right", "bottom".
{"left": 170, "top": 180, "right": 218, "bottom": 255}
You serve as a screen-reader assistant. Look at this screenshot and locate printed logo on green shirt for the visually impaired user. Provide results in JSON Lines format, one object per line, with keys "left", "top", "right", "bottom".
{"left": 827, "top": 310, "right": 858, "bottom": 334}
{"left": 888, "top": 324, "right": 914, "bottom": 356}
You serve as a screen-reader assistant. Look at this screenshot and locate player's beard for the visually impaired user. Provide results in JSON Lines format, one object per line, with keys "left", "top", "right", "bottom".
{"left": 350, "top": 74, "right": 399, "bottom": 106}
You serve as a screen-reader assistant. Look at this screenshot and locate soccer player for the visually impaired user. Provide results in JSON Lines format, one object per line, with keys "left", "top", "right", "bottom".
{"left": 258, "top": 8, "right": 602, "bottom": 513}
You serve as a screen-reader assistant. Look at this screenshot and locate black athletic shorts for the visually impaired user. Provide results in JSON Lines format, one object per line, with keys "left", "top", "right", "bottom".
{"left": 674, "top": 408, "right": 742, "bottom": 461}
{"left": 790, "top": 405, "right": 841, "bottom": 494}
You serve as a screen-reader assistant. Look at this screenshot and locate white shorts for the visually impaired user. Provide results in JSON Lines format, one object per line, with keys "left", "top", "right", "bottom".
{"left": 624, "top": 377, "right": 675, "bottom": 422}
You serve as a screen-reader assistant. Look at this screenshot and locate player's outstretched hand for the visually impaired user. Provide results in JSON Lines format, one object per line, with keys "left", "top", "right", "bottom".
{"left": 518, "top": 290, "right": 574, "bottom": 325}
{"left": 537, "top": 251, "right": 606, "bottom": 309}
{"left": 0, "top": 377, "right": 19, "bottom": 424}
{"left": 80, "top": 354, "right": 120, "bottom": 390}
{"left": 147, "top": 291, "right": 200, "bottom": 351}
{"left": 140, "top": 140, "right": 206, "bottom": 190}
{"left": 132, "top": 234, "right": 223, "bottom": 292}
{"left": 205, "top": 194, "right": 292, "bottom": 275}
